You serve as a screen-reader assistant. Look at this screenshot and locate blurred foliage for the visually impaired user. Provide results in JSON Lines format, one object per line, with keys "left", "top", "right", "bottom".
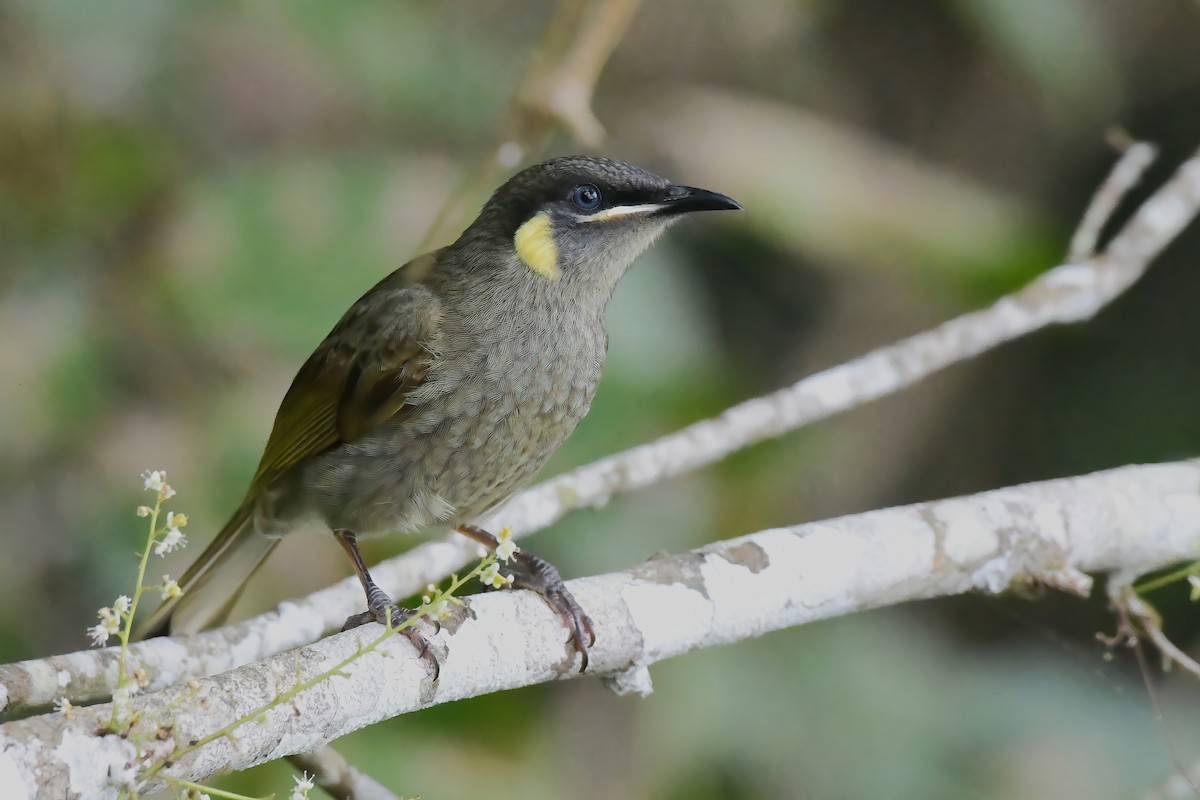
{"left": 3, "top": 1, "right": 1200, "bottom": 798}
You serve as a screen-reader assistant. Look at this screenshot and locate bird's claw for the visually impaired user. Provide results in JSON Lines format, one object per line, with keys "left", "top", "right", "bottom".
{"left": 543, "top": 583, "right": 596, "bottom": 671}
{"left": 502, "top": 552, "right": 595, "bottom": 672}
{"left": 341, "top": 600, "right": 441, "bottom": 680}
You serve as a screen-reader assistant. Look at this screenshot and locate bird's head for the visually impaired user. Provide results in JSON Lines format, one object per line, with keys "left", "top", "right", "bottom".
{"left": 455, "top": 156, "right": 740, "bottom": 303}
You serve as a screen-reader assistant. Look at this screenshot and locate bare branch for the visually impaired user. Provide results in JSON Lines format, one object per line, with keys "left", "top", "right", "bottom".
{"left": 5, "top": 141, "right": 1200, "bottom": 721}
{"left": 515, "top": 0, "right": 640, "bottom": 146}
{"left": 1066, "top": 133, "right": 1156, "bottom": 263}
{"left": 419, "top": 0, "right": 641, "bottom": 249}
{"left": 4, "top": 460, "right": 1200, "bottom": 797}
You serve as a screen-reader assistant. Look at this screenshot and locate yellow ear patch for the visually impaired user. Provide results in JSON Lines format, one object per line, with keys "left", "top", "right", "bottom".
{"left": 514, "top": 212, "right": 561, "bottom": 281}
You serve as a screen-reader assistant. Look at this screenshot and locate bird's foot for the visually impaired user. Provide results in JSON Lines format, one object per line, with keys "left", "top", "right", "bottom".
{"left": 456, "top": 523, "right": 595, "bottom": 671}
{"left": 342, "top": 591, "right": 440, "bottom": 680}
{"left": 500, "top": 551, "right": 596, "bottom": 672}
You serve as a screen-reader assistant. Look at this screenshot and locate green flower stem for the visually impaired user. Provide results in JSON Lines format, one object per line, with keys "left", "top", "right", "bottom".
{"left": 1134, "top": 560, "right": 1200, "bottom": 595}
{"left": 162, "top": 774, "right": 272, "bottom": 800}
{"left": 111, "top": 494, "right": 163, "bottom": 730}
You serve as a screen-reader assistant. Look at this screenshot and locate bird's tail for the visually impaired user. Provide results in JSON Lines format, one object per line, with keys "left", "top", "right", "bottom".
{"left": 133, "top": 501, "right": 278, "bottom": 640}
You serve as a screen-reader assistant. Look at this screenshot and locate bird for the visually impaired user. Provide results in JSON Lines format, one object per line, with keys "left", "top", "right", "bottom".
{"left": 135, "top": 155, "right": 741, "bottom": 672}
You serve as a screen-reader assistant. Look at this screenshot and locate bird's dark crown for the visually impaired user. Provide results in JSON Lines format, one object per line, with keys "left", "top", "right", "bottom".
{"left": 479, "top": 155, "right": 674, "bottom": 236}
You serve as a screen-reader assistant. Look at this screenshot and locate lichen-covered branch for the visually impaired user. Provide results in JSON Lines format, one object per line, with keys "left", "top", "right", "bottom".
{"left": 3, "top": 459, "right": 1200, "bottom": 798}
{"left": 3, "top": 140, "right": 1199, "bottom": 720}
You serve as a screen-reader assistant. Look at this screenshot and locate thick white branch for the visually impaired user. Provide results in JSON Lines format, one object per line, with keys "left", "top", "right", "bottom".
{"left": 3, "top": 460, "right": 1200, "bottom": 798}
{"left": 3, "top": 142, "right": 1199, "bottom": 719}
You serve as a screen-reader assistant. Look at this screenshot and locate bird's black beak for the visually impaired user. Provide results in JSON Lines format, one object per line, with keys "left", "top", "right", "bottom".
{"left": 656, "top": 185, "right": 743, "bottom": 216}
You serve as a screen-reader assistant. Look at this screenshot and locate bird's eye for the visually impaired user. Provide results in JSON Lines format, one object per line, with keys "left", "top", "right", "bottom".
{"left": 571, "top": 183, "right": 602, "bottom": 211}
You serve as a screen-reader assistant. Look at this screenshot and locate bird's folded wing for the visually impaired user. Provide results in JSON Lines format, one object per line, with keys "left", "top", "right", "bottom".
{"left": 247, "top": 252, "right": 443, "bottom": 495}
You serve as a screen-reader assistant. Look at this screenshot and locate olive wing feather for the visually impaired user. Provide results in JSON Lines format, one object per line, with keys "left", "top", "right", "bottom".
{"left": 247, "top": 252, "right": 442, "bottom": 495}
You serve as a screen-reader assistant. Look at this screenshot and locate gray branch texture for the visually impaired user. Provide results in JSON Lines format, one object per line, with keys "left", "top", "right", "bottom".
{"left": 4, "top": 462, "right": 1200, "bottom": 798}
{"left": 2, "top": 142, "right": 1200, "bottom": 798}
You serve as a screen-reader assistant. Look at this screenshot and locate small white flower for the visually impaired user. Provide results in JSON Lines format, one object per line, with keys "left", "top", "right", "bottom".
{"left": 54, "top": 697, "right": 74, "bottom": 717}
{"left": 142, "top": 469, "right": 177, "bottom": 500}
{"left": 161, "top": 575, "right": 183, "bottom": 600}
{"left": 291, "top": 771, "right": 316, "bottom": 800}
{"left": 479, "top": 562, "right": 513, "bottom": 590}
{"left": 136, "top": 505, "right": 152, "bottom": 517}
{"left": 154, "top": 526, "right": 187, "bottom": 556}
{"left": 87, "top": 605, "right": 122, "bottom": 646}
{"left": 495, "top": 527, "right": 518, "bottom": 562}
{"left": 165, "top": 511, "right": 188, "bottom": 528}
{"left": 113, "top": 595, "right": 131, "bottom": 616}
{"left": 142, "top": 470, "right": 166, "bottom": 493}
{"left": 87, "top": 623, "right": 111, "bottom": 647}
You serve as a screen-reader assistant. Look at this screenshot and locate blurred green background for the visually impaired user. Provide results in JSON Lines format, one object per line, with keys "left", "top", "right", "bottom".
{"left": 4, "top": 1, "right": 1200, "bottom": 798}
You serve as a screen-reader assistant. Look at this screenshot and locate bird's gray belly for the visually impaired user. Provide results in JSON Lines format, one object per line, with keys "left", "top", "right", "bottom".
{"left": 286, "top": 338, "right": 602, "bottom": 536}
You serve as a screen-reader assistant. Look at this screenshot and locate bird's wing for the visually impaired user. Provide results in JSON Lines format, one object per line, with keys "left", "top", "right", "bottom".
{"left": 247, "top": 251, "right": 442, "bottom": 495}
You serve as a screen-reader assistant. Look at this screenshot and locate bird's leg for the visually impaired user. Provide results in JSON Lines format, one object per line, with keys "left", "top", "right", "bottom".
{"left": 334, "top": 529, "right": 439, "bottom": 678}
{"left": 456, "top": 523, "right": 596, "bottom": 671}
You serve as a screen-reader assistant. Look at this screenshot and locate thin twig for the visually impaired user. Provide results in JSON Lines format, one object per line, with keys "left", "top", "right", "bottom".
{"left": 1106, "top": 574, "right": 1200, "bottom": 800}
{"left": 1067, "top": 132, "right": 1157, "bottom": 262}
{"left": 1124, "top": 592, "right": 1200, "bottom": 680}
{"left": 419, "top": 0, "right": 641, "bottom": 249}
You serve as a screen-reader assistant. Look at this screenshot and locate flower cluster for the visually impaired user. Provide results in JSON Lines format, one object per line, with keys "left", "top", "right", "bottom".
{"left": 161, "top": 575, "right": 183, "bottom": 600}
{"left": 85, "top": 472, "right": 189, "bottom": 649}
{"left": 479, "top": 561, "right": 515, "bottom": 590}
{"left": 80, "top": 472, "right": 195, "bottom": 742}
{"left": 495, "top": 526, "right": 518, "bottom": 562}
{"left": 141, "top": 469, "right": 176, "bottom": 500}
{"left": 88, "top": 604, "right": 122, "bottom": 647}
{"left": 419, "top": 582, "right": 463, "bottom": 622}
{"left": 155, "top": 510, "right": 189, "bottom": 556}
{"left": 73, "top": 471, "right": 321, "bottom": 800}
{"left": 88, "top": 577, "right": 184, "bottom": 645}
{"left": 472, "top": 527, "right": 518, "bottom": 590}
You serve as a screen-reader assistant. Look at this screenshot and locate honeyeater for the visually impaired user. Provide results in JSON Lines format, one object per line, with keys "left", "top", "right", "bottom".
{"left": 135, "top": 156, "right": 741, "bottom": 671}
